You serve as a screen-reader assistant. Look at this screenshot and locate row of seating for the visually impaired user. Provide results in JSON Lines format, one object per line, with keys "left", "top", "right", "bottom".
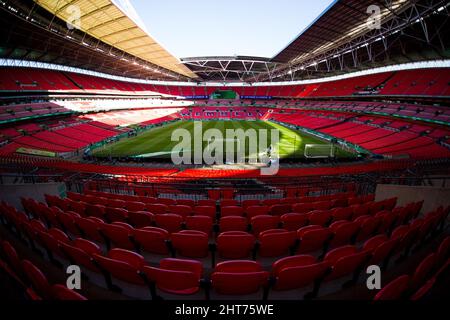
{"left": 2, "top": 67, "right": 449, "bottom": 97}
{"left": 1, "top": 197, "right": 447, "bottom": 300}
{"left": 0, "top": 240, "right": 87, "bottom": 300}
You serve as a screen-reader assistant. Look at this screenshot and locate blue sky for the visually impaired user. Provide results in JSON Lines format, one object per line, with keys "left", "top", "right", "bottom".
{"left": 129, "top": 0, "right": 335, "bottom": 58}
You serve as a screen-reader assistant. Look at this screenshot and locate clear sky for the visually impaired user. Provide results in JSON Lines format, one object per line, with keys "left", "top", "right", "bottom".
{"left": 129, "top": 0, "right": 335, "bottom": 58}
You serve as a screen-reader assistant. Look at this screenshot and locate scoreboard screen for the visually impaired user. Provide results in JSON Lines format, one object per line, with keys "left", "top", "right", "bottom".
{"left": 211, "top": 90, "right": 237, "bottom": 99}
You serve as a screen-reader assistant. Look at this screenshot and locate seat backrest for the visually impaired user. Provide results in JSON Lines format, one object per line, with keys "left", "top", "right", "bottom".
{"left": 219, "top": 216, "right": 248, "bottom": 232}
{"left": 154, "top": 214, "right": 183, "bottom": 233}
{"left": 22, "top": 260, "right": 51, "bottom": 299}
{"left": 258, "top": 229, "right": 297, "bottom": 257}
{"left": 216, "top": 232, "right": 256, "bottom": 259}
{"left": 171, "top": 231, "right": 209, "bottom": 258}
{"left": 221, "top": 206, "right": 244, "bottom": 217}
{"left": 133, "top": 227, "right": 170, "bottom": 254}
{"left": 374, "top": 275, "right": 410, "bottom": 300}
{"left": 280, "top": 213, "right": 309, "bottom": 231}
{"left": 52, "top": 284, "right": 87, "bottom": 300}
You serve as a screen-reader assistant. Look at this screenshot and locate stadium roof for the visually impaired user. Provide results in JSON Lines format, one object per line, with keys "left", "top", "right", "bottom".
{"left": 33, "top": 0, "right": 197, "bottom": 79}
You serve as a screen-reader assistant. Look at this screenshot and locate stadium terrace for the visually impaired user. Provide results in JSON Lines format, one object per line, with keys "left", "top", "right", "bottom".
{"left": 0, "top": 0, "right": 448, "bottom": 313}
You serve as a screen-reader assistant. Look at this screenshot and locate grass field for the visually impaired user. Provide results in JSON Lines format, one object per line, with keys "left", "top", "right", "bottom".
{"left": 92, "top": 120, "right": 355, "bottom": 160}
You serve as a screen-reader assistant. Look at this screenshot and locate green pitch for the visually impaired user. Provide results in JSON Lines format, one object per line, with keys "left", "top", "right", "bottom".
{"left": 92, "top": 120, "right": 355, "bottom": 160}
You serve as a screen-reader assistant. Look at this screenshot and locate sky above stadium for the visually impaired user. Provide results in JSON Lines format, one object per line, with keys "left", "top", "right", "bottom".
{"left": 129, "top": 0, "right": 336, "bottom": 59}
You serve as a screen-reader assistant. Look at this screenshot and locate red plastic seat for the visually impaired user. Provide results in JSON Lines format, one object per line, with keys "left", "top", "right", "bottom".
{"left": 251, "top": 215, "right": 280, "bottom": 235}
{"left": 410, "top": 253, "right": 437, "bottom": 291}
{"left": 169, "top": 205, "right": 193, "bottom": 218}
{"left": 245, "top": 206, "right": 269, "bottom": 220}
{"left": 221, "top": 199, "right": 239, "bottom": 207}
{"left": 127, "top": 211, "right": 154, "bottom": 228}
{"left": 126, "top": 201, "right": 146, "bottom": 212}
{"left": 216, "top": 231, "right": 256, "bottom": 259}
{"left": 374, "top": 275, "right": 410, "bottom": 300}
{"left": 436, "top": 236, "right": 450, "bottom": 265}
{"left": 219, "top": 216, "right": 248, "bottom": 232}
{"left": 133, "top": 227, "right": 170, "bottom": 255}
{"left": 281, "top": 213, "right": 308, "bottom": 231}
{"left": 296, "top": 225, "right": 332, "bottom": 254}
{"left": 331, "top": 207, "right": 353, "bottom": 222}
{"left": 197, "top": 199, "right": 216, "bottom": 207}
{"left": 105, "top": 207, "right": 128, "bottom": 223}
{"left": 142, "top": 258, "right": 203, "bottom": 296}
{"left": 100, "top": 222, "right": 134, "bottom": 249}
{"left": 60, "top": 239, "right": 102, "bottom": 272}
{"left": 242, "top": 199, "right": 261, "bottom": 209}
{"left": 85, "top": 204, "right": 106, "bottom": 219}
{"left": 329, "top": 221, "right": 360, "bottom": 248}
{"left": 22, "top": 260, "right": 51, "bottom": 299}
{"left": 1, "top": 241, "right": 22, "bottom": 275}
{"left": 185, "top": 216, "right": 213, "bottom": 234}
{"left": 154, "top": 214, "right": 183, "bottom": 233}
{"left": 271, "top": 255, "right": 330, "bottom": 291}
{"left": 57, "top": 211, "right": 81, "bottom": 236}
{"left": 193, "top": 206, "right": 216, "bottom": 219}
{"left": 262, "top": 199, "right": 280, "bottom": 206}
{"left": 75, "top": 217, "right": 104, "bottom": 243}
{"left": 292, "top": 202, "right": 313, "bottom": 214}
{"left": 270, "top": 204, "right": 292, "bottom": 216}
{"left": 158, "top": 198, "right": 177, "bottom": 206}
{"left": 355, "top": 216, "right": 381, "bottom": 242}
{"left": 258, "top": 229, "right": 297, "bottom": 257}
{"left": 323, "top": 245, "right": 369, "bottom": 281}
{"left": 51, "top": 284, "right": 87, "bottom": 300}
{"left": 171, "top": 230, "right": 209, "bottom": 258}
{"left": 93, "top": 248, "right": 147, "bottom": 285}
{"left": 146, "top": 203, "right": 169, "bottom": 215}
{"left": 308, "top": 210, "right": 331, "bottom": 226}
{"left": 211, "top": 261, "right": 269, "bottom": 296}
{"left": 176, "top": 199, "right": 195, "bottom": 208}
{"left": 221, "top": 206, "right": 244, "bottom": 217}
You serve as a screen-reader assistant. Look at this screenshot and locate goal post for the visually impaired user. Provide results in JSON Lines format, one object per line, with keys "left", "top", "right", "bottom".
{"left": 304, "top": 144, "right": 336, "bottom": 158}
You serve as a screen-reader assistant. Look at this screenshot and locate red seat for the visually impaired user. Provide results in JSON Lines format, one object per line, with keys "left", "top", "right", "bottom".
{"left": 331, "top": 207, "right": 353, "bottom": 222}
{"left": 329, "top": 221, "right": 360, "bottom": 248}
{"left": 436, "top": 236, "right": 450, "bottom": 265}
{"left": 262, "top": 199, "right": 280, "bottom": 206}
{"left": 211, "top": 261, "right": 269, "bottom": 296}
{"left": 75, "top": 217, "right": 104, "bottom": 243}
{"left": 374, "top": 275, "right": 410, "bottom": 300}
{"left": 219, "top": 216, "right": 248, "bottom": 232}
{"left": 296, "top": 225, "right": 332, "bottom": 254}
{"left": 176, "top": 199, "right": 195, "bottom": 208}
{"left": 133, "top": 227, "right": 170, "bottom": 255}
{"left": 258, "top": 229, "right": 297, "bottom": 257}
{"left": 127, "top": 211, "right": 154, "bottom": 228}
{"left": 271, "top": 255, "right": 330, "bottom": 292}
{"left": 158, "top": 198, "right": 177, "bottom": 206}
{"left": 323, "top": 245, "right": 369, "bottom": 281}
{"left": 105, "top": 207, "right": 128, "bottom": 223}
{"left": 108, "top": 199, "right": 126, "bottom": 209}
{"left": 169, "top": 205, "right": 193, "bottom": 218}
{"left": 171, "top": 230, "right": 210, "bottom": 258}
{"left": 185, "top": 216, "right": 213, "bottom": 234}
{"left": 308, "top": 210, "right": 331, "bottom": 226}
{"left": 292, "top": 203, "right": 313, "bottom": 214}
{"left": 154, "top": 214, "right": 183, "bottom": 233}
{"left": 126, "top": 202, "right": 146, "bottom": 212}
{"left": 22, "top": 260, "right": 51, "bottom": 299}
{"left": 146, "top": 203, "right": 169, "bottom": 215}
{"left": 57, "top": 211, "right": 81, "bottom": 236}
{"left": 142, "top": 258, "right": 203, "bottom": 296}
{"left": 85, "top": 204, "right": 106, "bottom": 219}
{"left": 221, "top": 199, "right": 239, "bottom": 207}
{"left": 245, "top": 206, "right": 269, "bottom": 220}
{"left": 251, "top": 215, "right": 280, "bottom": 235}
{"left": 216, "top": 231, "right": 256, "bottom": 259}
{"left": 410, "top": 253, "right": 437, "bottom": 291}
{"left": 1, "top": 241, "right": 22, "bottom": 275}
{"left": 242, "top": 199, "right": 261, "bottom": 209}
{"left": 60, "top": 238, "right": 102, "bottom": 272}
{"left": 364, "top": 235, "right": 398, "bottom": 267}
{"left": 221, "top": 206, "right": 244, "bottom": 217}
{"left": 93, "top": 248, "right": 147, "bottom": 285}
{"left": 355, "top": 216, "right": 381, "bottom": 242}
{"left": 281, "top": 213, "right": 308, "bottom": 231}
{"left": 51, "top": 284, "right": 87, "bottom": 300}
{"left": 197, "top": 199, "right": 216, "bottom": 207}
{"left": 270, "top": 204, "right": 292, "bottom": 216}
{"left": 193, "top": 206, "right": 216, "bottom": 219}
{"left": 100, "top": 222, "right": 134, "bottom": 249}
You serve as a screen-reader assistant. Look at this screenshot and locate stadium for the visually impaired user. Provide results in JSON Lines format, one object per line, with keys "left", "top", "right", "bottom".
{"left": 0, "top": 0, "right": 449, "bottom": 309}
